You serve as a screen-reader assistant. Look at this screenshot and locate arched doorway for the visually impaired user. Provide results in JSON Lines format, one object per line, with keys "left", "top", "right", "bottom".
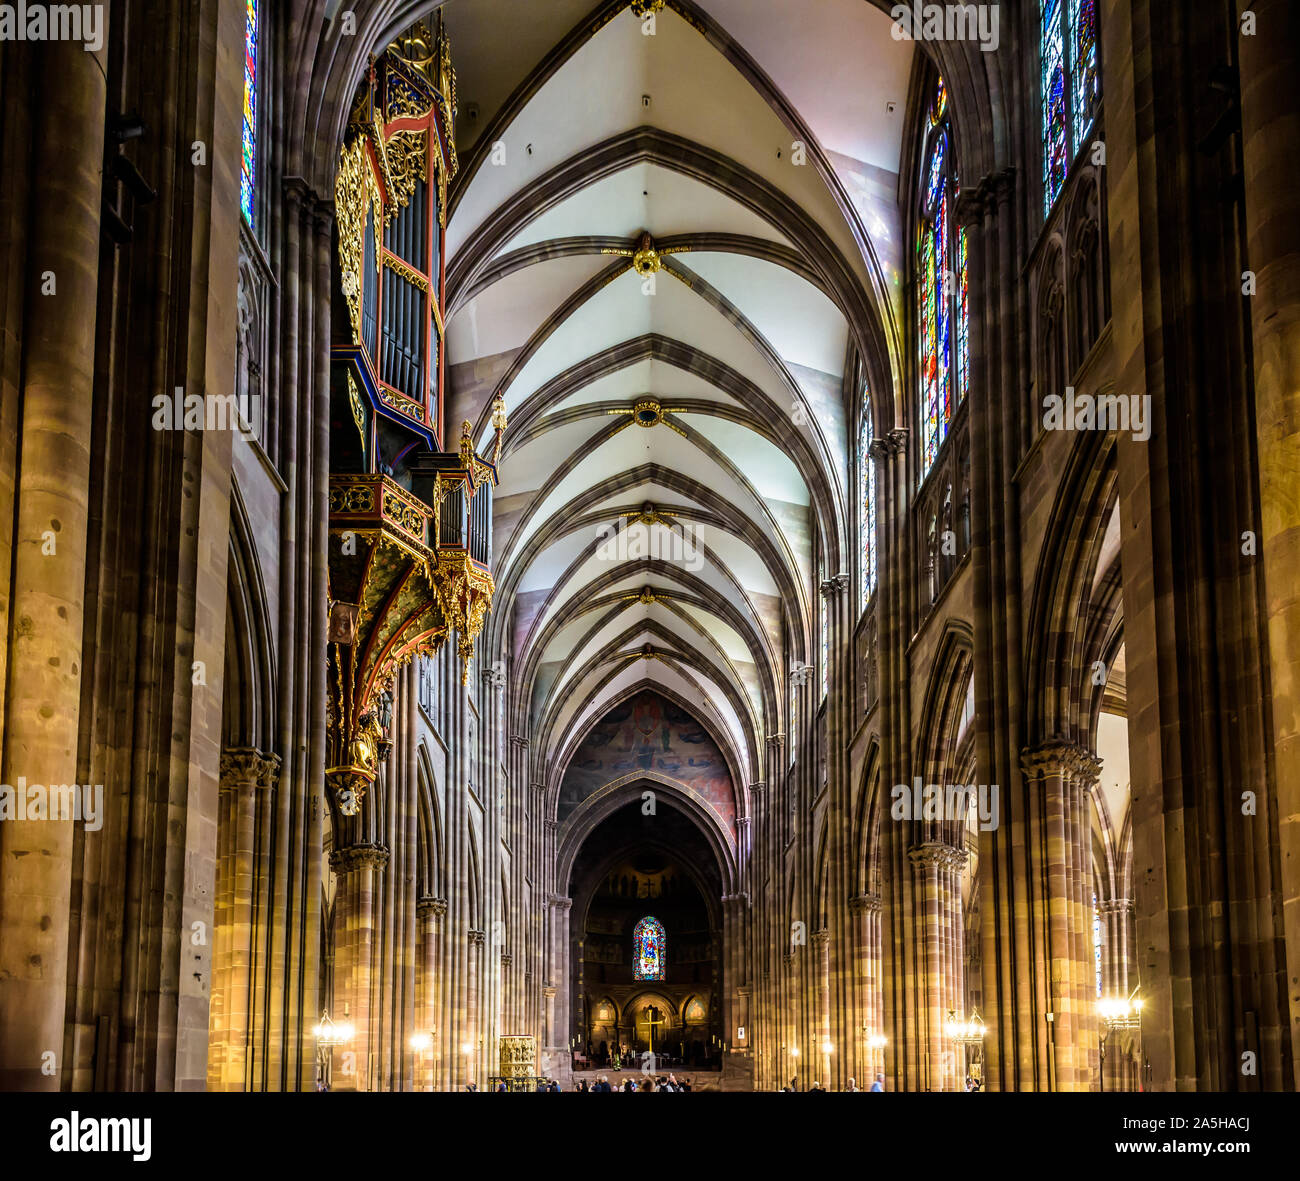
{"left": 567, "top": 800, "right": 726, "bottom": 1073}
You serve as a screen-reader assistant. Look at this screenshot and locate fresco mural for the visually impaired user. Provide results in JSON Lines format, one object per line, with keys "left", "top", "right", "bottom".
{"left": 558, "top": 690, "right": 735, "bottom": 830}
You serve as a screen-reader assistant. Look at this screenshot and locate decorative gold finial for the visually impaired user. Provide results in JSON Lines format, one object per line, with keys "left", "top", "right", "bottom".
{"left": 459, "top": 419, "right": 474, "bottom": 467}
{"left": 631, "top": 0, "right": 667, "bottom": 16}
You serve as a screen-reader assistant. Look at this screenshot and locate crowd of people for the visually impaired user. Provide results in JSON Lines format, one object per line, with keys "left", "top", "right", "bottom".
{"left": 497, "top": 1074, "right": 696, "bottom": 1091}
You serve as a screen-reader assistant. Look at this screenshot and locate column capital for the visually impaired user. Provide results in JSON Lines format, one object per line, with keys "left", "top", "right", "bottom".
{"left": 985, "top": 165, "right": 1017, "bottom": 206}
{"left": 1098, "top": 897, "right": 1134, "bottom": 916}
{"left": 549, "top": 895, "right": 573, "bottom": 911}
{"left": 542, "top": 985, "right": 557, "bottom": 999}
{"left": 885, "top": 427, "right": 909, "bottom": 454}
{"left": 283, "top": 175, "right": 316, "bottom": 208}
{"left": 501, "top": 953, "right": 513, "bottom": 967}
{"left": 848, "top": 892, "right": 882, "bottom": 915}
{"left": 329, "top": 842, "right": 390, "bottom": 875}
{"left": 219, "top": 747, "right": 281, "bottom": 789}
{"left": 310, "top": 198, "right": 336, "bottom": 232}
{"left": 749, "top": 780, "right": 766, "bottom": 795}
{"left": 509, "top": 734, "right": 528, "bottom": 748}
{"left": 417, "top": 895, "right": 448, "bottom": 917}
{"left": 811, "top": 928, "right": 831, "bottom": 948}
{"left": 531, "top": 781, "right": 548, "bottom": 794}
{"left": 468, "top": 928, "right": 486, "bottom": 947}
{"left": 1020, "top": 739, "right": 1101, "bottom": 783}
{"left": 543, "top": 818, "right": 559, "bottom": 832}
{"left": 766, "top": 732, "right": 785, "bottom": 748}
{"left": 907, "top": 841, "right": 967, "bottom": 871}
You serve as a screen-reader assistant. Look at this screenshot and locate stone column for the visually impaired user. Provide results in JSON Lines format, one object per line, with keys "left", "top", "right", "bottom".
{"left": 1100, "top": 897, "right": 1134, "bottom": 998}
{"left": 329, "top": 843, "right": 389, "bottom": 1090}
{"left": 210, "top": 749, "right": 280, "bottom": 1091}
{"left": 1017, "top": 743, "right": 1100, "bottom": 1091}
{"left": 547, "top": 894, "right": 572, "bottom": 1078}
{"left": 781, "top": 951, "right": 797, "bottom": 1087}
{"left": 1237, "top": 0, "right": 1300, "bottom": 1088}
{"left": 0, "top": 35, "right": 108, "bottom": 1092}
{"left": 467, "top": 929, "right": 485, "bottom": 1084}
{"left": 542, "top": 986, "right": 557, "bottom": 1055}
{"left": 851, "top": 894, "right": 884, "bottom": 1081}
{"left": 813, "top": 928, "right": 831, "bottom": 1086}
{"left": 416, "top": 896, "right": 446, "bottom": 1090}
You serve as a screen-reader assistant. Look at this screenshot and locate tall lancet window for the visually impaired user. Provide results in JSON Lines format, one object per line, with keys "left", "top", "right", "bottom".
{"left": 241, "top": 0, "right": 258, "bottom": 227}
{"left": 859, "top": 393, "right": 877, "bottom": 610}
{"left": 1042, "top": 0, "right": 1101, "bottom": 212}
{"left": 917, "top": 77, "right": 969, "bottom": 480}
{"left": 633, "top": 917, "right": 666, "bottom": 981}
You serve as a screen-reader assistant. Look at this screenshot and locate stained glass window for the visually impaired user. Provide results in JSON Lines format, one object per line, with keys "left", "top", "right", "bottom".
{"left": 1070, "top": 0, "right": 1099, "bottom": 146}
{"left": 241, "top": 0, "right": 258, "bottom": 227}
{"left": 859, "top": 397, "right": 876, "bottom": 610}
{"left": 633, "top": 916, "right": 666, "bottom": 981}
{"left": 930, "top": 76, "right": 948, "bottom": 125}
{"left": 1043, "top": 0, "right": 1102, "bottom": 214}
{"left": 917, "top": 79, "right": 968, "bottom": 481}
{"left": 957, "top": 228, "right": 970, "bottom": 402}
{"left": 1042, "top": 0, "right": 1067, "bottom": 212}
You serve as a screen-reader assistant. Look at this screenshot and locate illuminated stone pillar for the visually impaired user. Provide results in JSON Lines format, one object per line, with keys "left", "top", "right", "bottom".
{"left": 813, "top": 928, "right": 831, "bottom": 1086}
{"left": 416, "top": 896, "right": 446, "bottom": 1090}
{"left": 210, "top": 749, "right": 280, "bottom": 1090}
{"left": 0, "top": 35, "right": 108, "bottom": 1092}
{"left": 329, "top": 843, "right": 389, "bottom": 1090}
{"left": 1237, "top": 0, "right": 1300, "bottom": 1089}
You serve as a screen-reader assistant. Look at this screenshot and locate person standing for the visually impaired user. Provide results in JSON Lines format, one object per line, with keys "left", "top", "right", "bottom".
{"left": 846, "top": 1077, "right": 859, "bottom": 1092}
{"left": 870, "top": 1073, "right": 885, "bottom": 1092}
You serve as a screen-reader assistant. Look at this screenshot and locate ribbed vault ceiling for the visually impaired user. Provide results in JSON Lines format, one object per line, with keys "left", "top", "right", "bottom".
{"left": 439, "top": 0, "right": 913, "bottom": 802}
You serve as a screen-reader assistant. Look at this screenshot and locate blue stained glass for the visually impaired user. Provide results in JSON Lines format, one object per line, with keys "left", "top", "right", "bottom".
{"left": 936, "top": 189, "right": 950, "bottom": 445}
{"left": 925, "top": 134, "right": 947, "bottom": 213}
{"left": 241, "top": 0, "right": 257, "bottom": 226}
{"left": 1070, "top": 0, "right": 1099, "bottom": 149}
{"left": 634, "top": 916, "right": 666, "bottom": 981}
{"left": 1042, "top": 0, "right": 1067, "bottom": 213}
{"left": 958, "top": 229, "right": 969, "bottom": 402}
